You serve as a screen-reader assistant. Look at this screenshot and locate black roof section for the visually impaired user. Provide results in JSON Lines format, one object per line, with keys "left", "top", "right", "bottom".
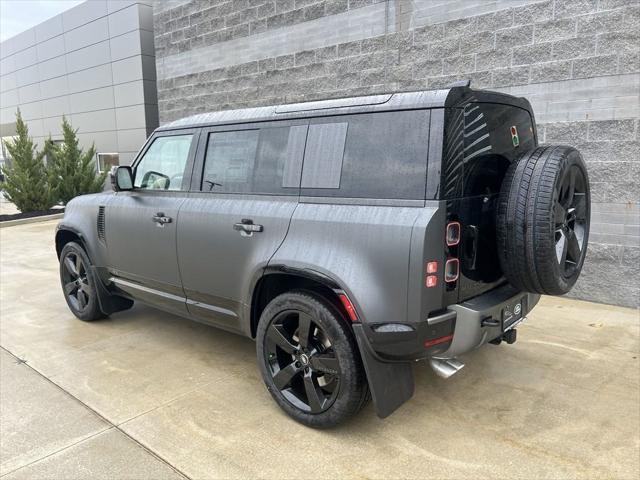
{"left": 158, "top": 86, "right": 532, "bottom": 131}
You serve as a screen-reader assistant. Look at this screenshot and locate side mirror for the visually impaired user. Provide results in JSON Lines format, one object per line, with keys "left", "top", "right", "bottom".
{"left": 110, "top": 166, "right": 133, "bottom": 192}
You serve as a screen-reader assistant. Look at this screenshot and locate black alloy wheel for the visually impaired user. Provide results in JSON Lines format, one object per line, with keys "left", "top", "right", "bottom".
{"left": 496, "top": 145, "right": 590, "bottom": 295}
{"left": 59, "top": 242, "right": 105, "bottom": 321}
{"left": 62, "top": 251, "right": 91, "bottom": 312}
{"left": 554, "top": 164, "right": 588, "bottom": 278}
{"left": 265, "top": 309, "right": 341, "bottom": 414}
{"left": 256, "top": 291, "right": 369, "bottom": 428}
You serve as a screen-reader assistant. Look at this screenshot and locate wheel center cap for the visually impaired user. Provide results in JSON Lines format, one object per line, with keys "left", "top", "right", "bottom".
{"left": 299, "top": 353, "right": 310, "bottom": 366}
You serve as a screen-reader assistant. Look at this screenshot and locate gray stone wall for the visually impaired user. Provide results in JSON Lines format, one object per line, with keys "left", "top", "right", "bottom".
{"left": 154, "top": 0, "right": 640, "bottom": 308}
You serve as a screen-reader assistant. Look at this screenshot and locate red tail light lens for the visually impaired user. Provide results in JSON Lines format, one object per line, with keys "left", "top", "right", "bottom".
{"left": 426, "top": 275, "right": 438, "bottom": 288}
{"left": 446, "top": 221, "right": 461, "bottom": 246}
{"left": 424, "top": 334, "right": 454, "bottom": 348}
{"left": 338, "top": 293, "right": 358, "bottom": 322}
{"left": 426, "top": 261, "right": 438, "bottom": 274}
{"left": 445, "top": 258, "right": 459, "bottom": 282}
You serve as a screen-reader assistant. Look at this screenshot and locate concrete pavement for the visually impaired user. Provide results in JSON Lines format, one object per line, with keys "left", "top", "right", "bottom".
{"left": 1, "top": 219, "right": 639, "bottom": 479}
{"left": 0, "top": 199, "right": 19, "bottom": 216}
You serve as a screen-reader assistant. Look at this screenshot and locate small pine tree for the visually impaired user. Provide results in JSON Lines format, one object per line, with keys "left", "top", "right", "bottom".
{"left": 0, "top": 110, "right": 55, "bottom": 213}
{"left": 47, "top": 116, "right": 108, "bottom": 205}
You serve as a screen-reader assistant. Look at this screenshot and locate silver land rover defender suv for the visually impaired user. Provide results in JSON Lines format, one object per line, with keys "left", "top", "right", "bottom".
{"left": 56, "top": 85, "right": 590, "bottom": 428}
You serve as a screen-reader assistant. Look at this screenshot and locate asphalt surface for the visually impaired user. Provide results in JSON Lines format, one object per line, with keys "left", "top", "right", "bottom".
{"left": 1, "top": 220, "right": 639, "bottom": 479}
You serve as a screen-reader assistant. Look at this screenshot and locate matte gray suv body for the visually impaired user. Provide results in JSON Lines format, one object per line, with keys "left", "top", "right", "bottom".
{"left": 56, "top": 86, "right": 590, "bottom": 427}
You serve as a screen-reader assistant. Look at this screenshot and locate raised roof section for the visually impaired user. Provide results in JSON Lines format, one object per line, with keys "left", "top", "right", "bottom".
{"left": 159, "top": 89, "right": 455, "bottom": 130}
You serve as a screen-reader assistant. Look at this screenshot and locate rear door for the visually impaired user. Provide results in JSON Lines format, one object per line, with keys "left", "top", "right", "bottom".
{"left": 177, "top": 120, "right": 307, "bottom": 334}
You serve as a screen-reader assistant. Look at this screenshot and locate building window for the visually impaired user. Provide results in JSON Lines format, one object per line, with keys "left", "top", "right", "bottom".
{"left": 97, "top": 153, "right": 120, "bottom": 173}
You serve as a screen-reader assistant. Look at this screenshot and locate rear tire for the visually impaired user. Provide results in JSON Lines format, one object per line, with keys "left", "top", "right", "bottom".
{"left": 256, "top": 291, "right": 369, "bottom": 428}
{"left": 497, "top": 145, "right": 590, "bottom": 295}
{"left": 59, "top": 242, "right": 106, "bottom": 321}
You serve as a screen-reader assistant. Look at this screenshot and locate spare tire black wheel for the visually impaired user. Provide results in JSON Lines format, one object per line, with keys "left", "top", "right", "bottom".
{"left": 497, "top": 145, "right": 590, "bottom": 295}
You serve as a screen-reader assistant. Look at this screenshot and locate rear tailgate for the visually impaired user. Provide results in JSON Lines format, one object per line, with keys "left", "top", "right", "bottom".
{"left": 442, "top": 101, "right": 537, "bottom": 302}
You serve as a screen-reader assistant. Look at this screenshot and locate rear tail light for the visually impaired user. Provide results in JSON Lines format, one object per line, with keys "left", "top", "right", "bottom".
{"left": 445, "top": 258, "right": 459, "bottom": 282}
{"left": 338, "top": 293, "right": 358, "bottom": 322}
{"left": 446, "top": 221, "right": 461, "bottom": 246}
{"left": 426, "top": 275, "right": 438, "bottom": 288}
{"left": 424, "top": 334, "right": 454, "bottom": 348}
{"left": 426, "top": 261, "right": 438, "bottom": 274}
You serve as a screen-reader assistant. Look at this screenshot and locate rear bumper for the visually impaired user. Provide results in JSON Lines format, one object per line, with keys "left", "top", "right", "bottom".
{"left": 359, "top": 283, "right": 540, "bottom": 363}
{"left": 435, "top": 284, "right": 540, "bottom": 359}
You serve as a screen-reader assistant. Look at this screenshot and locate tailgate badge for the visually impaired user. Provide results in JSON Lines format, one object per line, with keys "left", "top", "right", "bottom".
{"left": 514, "top": 303, "right": 522, "bottom": 315}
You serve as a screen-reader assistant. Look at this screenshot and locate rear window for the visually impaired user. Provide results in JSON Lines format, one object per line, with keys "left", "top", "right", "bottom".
{"left": 464, "top": 103, "right": 535, "bottom": 161}
{"left": 300, "top": 110, "right": 430, "bottom": 200}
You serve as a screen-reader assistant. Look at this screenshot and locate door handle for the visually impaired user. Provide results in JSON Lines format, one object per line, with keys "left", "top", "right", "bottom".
{"left": 152, "top": 212, "right": 172, "bottom": 225}
{"left": 233, "top": 219, "right": 263, "bottom": 234}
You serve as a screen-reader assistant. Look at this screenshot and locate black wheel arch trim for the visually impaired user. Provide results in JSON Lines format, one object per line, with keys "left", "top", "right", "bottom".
{"left": 250, "top": 264, "right": 363, "bottom": 331}
{"left": 55, "top": 224, "right": 89, "bottom": 259}
{"left": 263, "top": 264, "right": 343, "bottom": 290}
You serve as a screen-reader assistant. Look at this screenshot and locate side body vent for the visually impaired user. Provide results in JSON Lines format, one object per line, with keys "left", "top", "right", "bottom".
{"left": 97, "top": 206, "right": 106, "bottom": 242}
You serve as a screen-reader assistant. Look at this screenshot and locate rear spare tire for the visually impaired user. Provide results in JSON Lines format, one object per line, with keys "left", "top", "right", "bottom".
{"left": 497, "top": 145, "right": 590, "bottom": 295}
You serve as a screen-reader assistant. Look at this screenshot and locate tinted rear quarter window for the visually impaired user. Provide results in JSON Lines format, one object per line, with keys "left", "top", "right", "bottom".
{"left": 300, "top": 110, "right": 430, "bottom": 200}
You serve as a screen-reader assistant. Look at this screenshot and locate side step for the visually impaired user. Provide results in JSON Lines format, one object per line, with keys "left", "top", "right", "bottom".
{"left": 429, "top": 357, "right": 465, "bottom": 379}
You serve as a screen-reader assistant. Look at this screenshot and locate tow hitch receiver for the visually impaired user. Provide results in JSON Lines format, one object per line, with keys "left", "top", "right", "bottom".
{"left": 490, "top": 328, "right": 518, "bottom": 345}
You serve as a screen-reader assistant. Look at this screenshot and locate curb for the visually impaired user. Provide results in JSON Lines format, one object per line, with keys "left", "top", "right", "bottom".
{"left": 0, "top": 213, "right": 64, "bottom": 228}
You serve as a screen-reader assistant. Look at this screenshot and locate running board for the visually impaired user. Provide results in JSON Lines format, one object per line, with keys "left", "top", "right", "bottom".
{"left": 429, "top": 357, "right": 465, "bottom": 379}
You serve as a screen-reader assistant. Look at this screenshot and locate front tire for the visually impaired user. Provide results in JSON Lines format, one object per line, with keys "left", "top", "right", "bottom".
{"left": 256, "top": 291, "right": 369, "bottom": 428}
{"left": 59, "top": 242, "right": 106, "bottom": 321}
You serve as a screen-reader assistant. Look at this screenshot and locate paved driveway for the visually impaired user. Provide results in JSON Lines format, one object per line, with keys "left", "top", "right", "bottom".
{"left": 1, "top": 220, "right": 639, "bottom": 479}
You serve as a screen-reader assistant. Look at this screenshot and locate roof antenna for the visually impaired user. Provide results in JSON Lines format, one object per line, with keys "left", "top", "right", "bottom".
{"left": 445, "top": 79, "right": 471, "bottom": 88}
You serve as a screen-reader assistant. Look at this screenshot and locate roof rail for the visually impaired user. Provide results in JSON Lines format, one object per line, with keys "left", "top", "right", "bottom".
{"left": 274, "top": 94, "right": 392, "bottom": 114}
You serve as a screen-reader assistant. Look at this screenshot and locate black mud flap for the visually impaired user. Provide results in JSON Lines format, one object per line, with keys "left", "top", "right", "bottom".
{"left": 353, "top": 324, "right": 415, "bottom": 418}
{"left": 90, "top": 266, "right": 134, "bottom": 315}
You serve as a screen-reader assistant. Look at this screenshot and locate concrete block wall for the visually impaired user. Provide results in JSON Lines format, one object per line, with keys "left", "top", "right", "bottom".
{"left": 154, "top": 0, "right": 640, "bottom": 308}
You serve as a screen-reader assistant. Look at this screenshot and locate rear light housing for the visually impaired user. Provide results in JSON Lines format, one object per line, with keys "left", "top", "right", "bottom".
{"left": 338, "top": 293, "right": 358, "bottom": 322}
{"left": 426, "top": 275, "right": 438, "bottom": 288}
{"left": 424, "top": 334, "right": 454, "bottom": 348}
{"left": 426, "top": 261, "right": 438, "bottom": 274}
{"left": 446, "top": 221, "right": 461, "bottom": 246}
{"left": 445, "top": 258, "right": 459, "bottom": 282}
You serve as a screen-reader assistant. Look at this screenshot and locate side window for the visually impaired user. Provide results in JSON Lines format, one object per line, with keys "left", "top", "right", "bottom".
{"left": 134, "top": 134, "right": 193, "bottom": 190}
{"left": 300, "top": 111, "right": 429, "bottom": 200}
{"left": 202, "top": 125, "right": 306, "bottom": 194}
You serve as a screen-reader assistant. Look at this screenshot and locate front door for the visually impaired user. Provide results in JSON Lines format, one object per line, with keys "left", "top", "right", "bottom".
{"left": 177, "top": 121, "right": 307, "bottom": 334}
{"left": 106, "top": 130, "right": 200, "bottom": 315}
